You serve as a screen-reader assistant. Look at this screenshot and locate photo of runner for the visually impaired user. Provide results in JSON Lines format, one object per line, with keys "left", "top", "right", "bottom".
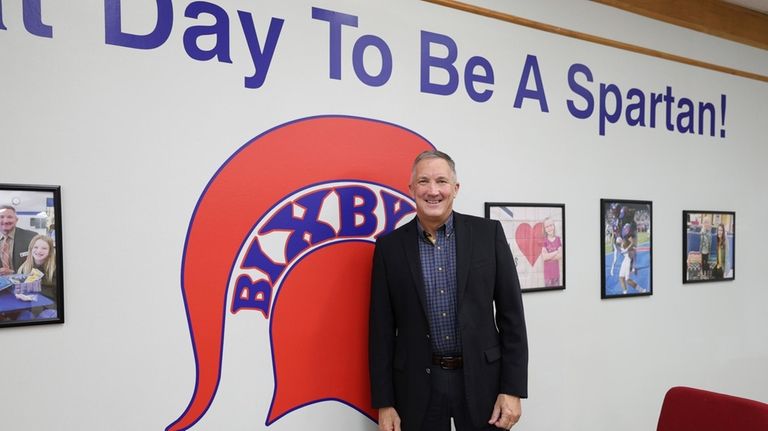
{"left": 601, "top": 199, "right": 652, "bottom": 298}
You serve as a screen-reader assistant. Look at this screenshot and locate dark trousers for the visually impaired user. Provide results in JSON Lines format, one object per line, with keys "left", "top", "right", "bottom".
{"left": 421, "top": 366, "right": 500, "bottom": 431}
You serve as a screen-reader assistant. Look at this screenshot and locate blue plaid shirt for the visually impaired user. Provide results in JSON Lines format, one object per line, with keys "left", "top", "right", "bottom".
{"left": 417, "top": 214, "right": 461, "bottom": 355}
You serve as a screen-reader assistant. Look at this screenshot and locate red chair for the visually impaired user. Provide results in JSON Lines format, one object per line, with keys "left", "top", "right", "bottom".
{"left": 657, "top": 386, "right": 768, "bottom": 431}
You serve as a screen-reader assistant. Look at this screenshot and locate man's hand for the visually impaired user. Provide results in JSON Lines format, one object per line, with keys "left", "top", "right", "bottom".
{"left": 378, "top": 406, "right": 401, "bottom": 431}
{"left": 488, "top": 393, "right": 522, "bottom": 429}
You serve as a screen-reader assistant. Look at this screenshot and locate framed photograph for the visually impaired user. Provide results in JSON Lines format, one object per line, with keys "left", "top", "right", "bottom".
{"left": 0, "top": 184, "right": 63, "bottom": 327}
{"left": 683, "top": 211, "right": 735, "bottom": 283}
{"left": 600, "top": 199, "right": 652, "bottom": 299}
{"left": 485, "top": 202, "right": 565, "bottom": 293}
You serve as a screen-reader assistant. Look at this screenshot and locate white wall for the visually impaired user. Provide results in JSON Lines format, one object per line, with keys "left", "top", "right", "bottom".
{"left": 1, "top": 1, "right": 766, "bottom": 430}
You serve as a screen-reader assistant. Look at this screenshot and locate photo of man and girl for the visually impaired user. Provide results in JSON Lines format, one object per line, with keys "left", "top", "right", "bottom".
{"left": 0, "top": 187, "right": 61, "bottom": 325}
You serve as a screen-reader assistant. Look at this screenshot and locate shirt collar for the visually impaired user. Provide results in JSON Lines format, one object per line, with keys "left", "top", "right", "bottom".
{"left": 1, "top": 228, "right": 15, "bottom": 241}
{"left": 416, "top": 212, "right": 455, "bottom": 240}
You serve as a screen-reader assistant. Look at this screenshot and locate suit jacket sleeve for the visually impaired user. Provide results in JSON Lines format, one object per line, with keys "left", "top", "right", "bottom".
{"left": 12, "top": 228, "right": 38, "bottom": 271}
{"left": 493, "top": 220, "right": 529, "bottom": 398}
{"left": 369, "top": 237, "right": 396, "bottom": 408}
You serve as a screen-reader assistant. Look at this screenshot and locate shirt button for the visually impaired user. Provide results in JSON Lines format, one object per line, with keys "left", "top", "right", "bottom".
{"left": 442, "top": 312, "right": 447, "bottom": 317}
{"left": 426, "top": 334, "right": 430, "bottom": 339}
{"left": 445, "top": 336, "right": 450, "bottom": 340}
{"left": 438, "top": 267, "right": 443, "bottom": 271}
{"left": 440, "top": 289, "right": 444, "bottom": 294}
{"left": 426, "top": 368, "right": 431, "bottom": 375}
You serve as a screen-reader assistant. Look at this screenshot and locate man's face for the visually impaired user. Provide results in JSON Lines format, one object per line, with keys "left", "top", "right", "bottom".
{"left": 0, "top": 208, "right": 18, "bottom": 235}
{"left": 409, "top": 157, "right": 460, "bottom": 226}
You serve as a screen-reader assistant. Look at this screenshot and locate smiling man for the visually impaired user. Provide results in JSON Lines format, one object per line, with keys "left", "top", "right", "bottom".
{"left": 0, "top": 205, "right": 38, "bottom": 276}
{"left": 369, "top": 150, "right": 528, "bottom": 431}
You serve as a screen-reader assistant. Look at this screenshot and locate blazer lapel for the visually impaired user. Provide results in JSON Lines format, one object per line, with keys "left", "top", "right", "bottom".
{"left": 454, "top": 212, "right": 472, "bottom": 310}
{"left": 401, "top": 218, "right": 429, "bottom": 317}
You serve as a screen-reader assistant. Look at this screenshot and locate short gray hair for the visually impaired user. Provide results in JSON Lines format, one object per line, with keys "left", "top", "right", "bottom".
{"left": 411, "top": 150, "right": 457, "bottom": 182}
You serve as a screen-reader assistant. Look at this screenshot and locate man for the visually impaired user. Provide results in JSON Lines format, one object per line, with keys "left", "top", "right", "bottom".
{"left": 0, "top": 205, "right": 38, "bottom": 275}
{"left": 369, "top": 150, "right": 528, "bottom": 431}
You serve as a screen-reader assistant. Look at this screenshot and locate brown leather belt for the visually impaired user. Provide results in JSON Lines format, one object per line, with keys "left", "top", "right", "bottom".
{"left": 432, "top": 354, "right": 463, "bottom": 370}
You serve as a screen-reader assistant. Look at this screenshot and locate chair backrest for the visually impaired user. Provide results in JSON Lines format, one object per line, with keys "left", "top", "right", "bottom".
{"left": 657, "top": 386, "right": 768, "bottom": 431}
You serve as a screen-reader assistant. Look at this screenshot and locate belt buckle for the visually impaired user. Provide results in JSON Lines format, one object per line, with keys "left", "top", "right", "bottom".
{"left": 439, "top": 356, "right": 456, "bottom": 370}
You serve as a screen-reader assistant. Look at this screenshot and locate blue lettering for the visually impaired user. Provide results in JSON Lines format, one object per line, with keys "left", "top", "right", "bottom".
{"left": 0, "top": 1, "right": 6, "bottom": 30}
{"left": 625, "top": 88, "right": 646, "bottom": 127}
{"left": 105, "top": 0, "right": 172, "bottom": 49}
{"left": 698, "top": 101, "right": 715, "bottom": 136}
{"left": 241, "top": 237, "right": 286, "bottom": 285}
{"left": 238, "top": 12, "right": 283, "bottom": 89}
{"left": 514, "top": 55, "right": 548, "bottom": 111}
{"left": 599, "top": 83, "right": 622, "bottom": 136}
{"left": 663, "top": 86, "right": 675, "bottom": 131}
{"left": 420, "top": 30, "right": 458, "bottom": 96}
{"left": 311, "top": 7, "right": 358, "bottom": 80}
{"left": 565, "top": 66, "right": 723, "bottom": 138}
{"left": 183, "top": 1, "right": 232, "bottom": 63}
{"left": 677, "top": 97, "right": 694, "bottom": 133}
{"left": 337, "top": 186, "right": 378, "bottom": 237}
{"left": 649, "top": 91, "right": 663, "bottom": 128}
{"left": 379, "top": 191, "right": 415, "bottom": 237}
{"left": 261, "top": 189, "right": 336, "bottom": 262}
{"left": 352, "top": 35, "right": 392, "bottom": 87}
{"left": 23, "top": 0, "right": 52, "bottom": 37}
{"left": 464, "top": 56, "right": 494, "bottom": 103}
{"left": 719, "top": 94, "right": 726, "bottom": 138}
{"left": 567, "top": 63, "right": 593, "bottom": 119}
{"left": 231, "top": 275, "right": 271, "bottom": 317}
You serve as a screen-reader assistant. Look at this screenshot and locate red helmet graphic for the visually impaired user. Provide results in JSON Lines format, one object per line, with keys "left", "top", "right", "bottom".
{"left": 167, "top": 116, "right": 433, "bottom": 430}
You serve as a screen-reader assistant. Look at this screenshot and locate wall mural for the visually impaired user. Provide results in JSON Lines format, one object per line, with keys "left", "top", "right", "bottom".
{"left": 167, "top": 116, "right": 433, "bottom": 430}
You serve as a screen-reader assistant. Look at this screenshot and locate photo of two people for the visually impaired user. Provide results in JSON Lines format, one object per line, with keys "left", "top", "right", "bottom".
{"left": 0, "top": 185, "right": 63, "bottom": 328}
{"left": 684, "top": 211, "right": 735, "bottom": 283}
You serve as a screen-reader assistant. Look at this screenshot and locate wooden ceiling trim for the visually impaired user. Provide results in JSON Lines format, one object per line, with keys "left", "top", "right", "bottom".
{"left": 422, "top": 0, "right": 768, "bottom": 83}
{"left": 593, "top": 0, "right": 768, "bottom": 51}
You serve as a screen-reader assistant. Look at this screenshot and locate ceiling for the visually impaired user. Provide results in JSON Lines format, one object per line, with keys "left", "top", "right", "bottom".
{"left": 723, "top": 0, "right": 768, "bottom": 14}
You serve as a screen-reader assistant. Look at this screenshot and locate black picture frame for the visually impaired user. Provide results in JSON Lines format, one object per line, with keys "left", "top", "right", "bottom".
{"left": 485, "top": 202, "right": 565, "bottom": 293}
{"left": 682, "top": 211, "right": 735, "bottom": 283}
{"left": 0, "top": 184, "right": 64, "bottom": 327}
{"left": 600, "top": 199, "right": 652, "bottom": 299}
